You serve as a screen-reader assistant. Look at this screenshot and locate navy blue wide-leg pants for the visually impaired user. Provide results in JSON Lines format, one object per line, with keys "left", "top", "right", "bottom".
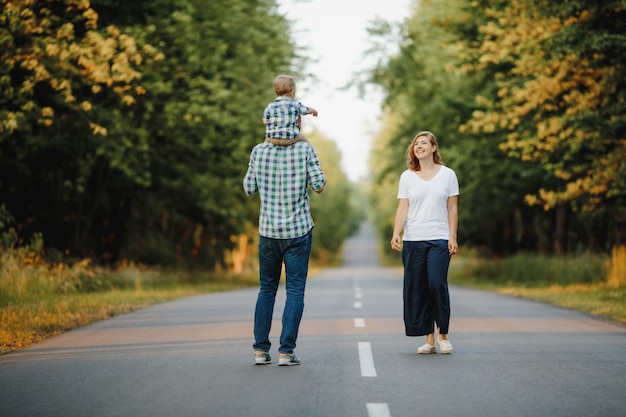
{"left": 402, "top": 240, "right": 451, "bottom": 336}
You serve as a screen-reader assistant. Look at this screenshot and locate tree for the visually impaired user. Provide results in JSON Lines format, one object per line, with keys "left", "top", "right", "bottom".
{"left": 460, "top": 0, "right": 626, "bottom": 249}
{"left": 367, "top": 0, "right": 626, "bottom": 255}
{"left": 1, "top": 0, "right": 360, "bottom": 268}
{"left": 0, "top": 0, "right": 158, "bottom": 258}
{"left": 106, "top": 0, "right": 300, "bottom": 266}
{"left": 367, "top": 0, "right": 544, "bottom": 255}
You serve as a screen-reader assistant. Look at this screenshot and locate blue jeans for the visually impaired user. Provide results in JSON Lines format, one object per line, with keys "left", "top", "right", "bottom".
{"left": 253, "top": 230, "right": 312, "bottom": 354}
{"left": 402, "top": 240, "right": 451, "bottom": 336}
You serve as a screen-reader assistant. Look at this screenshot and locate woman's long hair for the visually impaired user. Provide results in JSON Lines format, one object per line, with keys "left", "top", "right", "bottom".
{"left": 406, "top": 130, "right": 443, "bottom": 171}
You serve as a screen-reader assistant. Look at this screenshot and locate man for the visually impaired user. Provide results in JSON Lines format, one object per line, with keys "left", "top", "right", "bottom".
{"left": 243, "top": 139, "right": 326, "bottom": 366}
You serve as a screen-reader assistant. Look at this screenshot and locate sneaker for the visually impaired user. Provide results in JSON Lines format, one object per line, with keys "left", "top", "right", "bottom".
{"left": 254, "top": 351, "right": 271, "bottom": 365}
{"left": 278, "top": 352, "right": 301, "bottom": 366}
{"left": 438, "top": 339, "right": 453, "bottom": 354}
{"left": 417, "top": 343, "right": 436, "bottom": 354}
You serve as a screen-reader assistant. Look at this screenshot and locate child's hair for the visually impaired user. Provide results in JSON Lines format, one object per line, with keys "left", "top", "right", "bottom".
{"left": 273, "top": 74, "right": 296, "bottom": 96}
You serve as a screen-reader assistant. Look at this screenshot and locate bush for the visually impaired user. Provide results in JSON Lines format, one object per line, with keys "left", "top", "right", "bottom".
{"left": 450, "top": 253, "right": 607, "bottom": 287}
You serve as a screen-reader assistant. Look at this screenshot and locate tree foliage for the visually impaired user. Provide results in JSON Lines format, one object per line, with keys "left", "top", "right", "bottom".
{"left": 461, "top": 0, "right": 626, "bottom": 216}
{"left": 308, "top": 132, "right": 361, "bottom": 264}
{"left": 0, "top": 0, "right": 357, "bottom": 269}
{"left": 93, "top": 0, "right": 299, "bottom": 266}
{"left": 367, "top": 0, "right": 626, "bottom": 255}
{"left": 1, "top": 0, "right": 160, "bottom": 259}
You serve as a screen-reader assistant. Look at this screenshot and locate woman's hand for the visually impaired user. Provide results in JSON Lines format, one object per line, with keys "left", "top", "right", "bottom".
{"left": 390, "top": 235, "right": 402, "bottom": 251}
{"left": 448, "top": 237, "right": 459, "bottom": 255}
{"left": 391, "top": 200, "right": 408, "bottom": 252}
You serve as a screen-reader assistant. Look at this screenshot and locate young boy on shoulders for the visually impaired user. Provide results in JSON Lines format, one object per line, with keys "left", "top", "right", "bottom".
{"left": 263, "top": 74, "right": 318, "bottom": 146}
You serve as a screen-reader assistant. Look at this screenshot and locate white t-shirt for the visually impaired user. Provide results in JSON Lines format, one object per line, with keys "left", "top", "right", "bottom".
{"left": 397, "top": 166, "right": 459, "bottom": 241}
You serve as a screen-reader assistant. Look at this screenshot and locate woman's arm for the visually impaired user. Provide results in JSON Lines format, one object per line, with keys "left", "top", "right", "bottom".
{"left": 390, "top": 198, "right": 409, "bottom": 251}
{"left": 447, "top": 195, "right": 459, "bottom": 255}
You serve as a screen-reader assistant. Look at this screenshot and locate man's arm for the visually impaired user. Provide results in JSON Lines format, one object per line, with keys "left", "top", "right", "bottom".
{"left": 306, "top": 146, "right": 326, "bottom": 193}
{"left": 314, "top": 179, "right": 326, "bottom": 194}
{"left": 243, "top": 148, "right": 259, "bottom": 196}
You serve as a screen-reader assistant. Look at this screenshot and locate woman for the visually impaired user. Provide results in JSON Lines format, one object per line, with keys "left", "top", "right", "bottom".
{"left": 390, "top": 131, "right": 459, "bottom": 354}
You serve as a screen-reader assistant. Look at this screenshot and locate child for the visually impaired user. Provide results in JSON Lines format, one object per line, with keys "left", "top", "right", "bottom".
{"left": 263, "top": 74, "right": 318, "bottom": 146}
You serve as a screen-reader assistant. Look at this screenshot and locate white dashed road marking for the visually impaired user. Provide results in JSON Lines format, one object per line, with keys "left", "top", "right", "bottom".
{"left": 366, "top": 403, "right": 391, "bottom": 417}
{"left": 358, "top": 342, "right": 377, "bottom": 377}
{"left": 353, "top": 280, "right": 391, "bottom": 415}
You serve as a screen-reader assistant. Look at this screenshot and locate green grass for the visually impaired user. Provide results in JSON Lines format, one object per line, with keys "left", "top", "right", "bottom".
{"left": 448, "top": 254, "right": 626, "bottom": 324}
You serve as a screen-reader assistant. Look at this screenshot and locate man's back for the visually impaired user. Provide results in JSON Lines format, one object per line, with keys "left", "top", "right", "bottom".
{"left": 244, "top": 141, "right": 326, "bottom": 239}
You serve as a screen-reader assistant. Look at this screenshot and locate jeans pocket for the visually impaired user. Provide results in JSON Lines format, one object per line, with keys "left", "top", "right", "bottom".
{"left": 290, "top": 231, "right": 312, "bottom": 255}
{"left": 259, "top": 237, "right": 275, "bottom": 258}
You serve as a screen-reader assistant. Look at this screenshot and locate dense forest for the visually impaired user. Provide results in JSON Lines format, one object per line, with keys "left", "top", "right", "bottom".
{"left": 0, "top": 0, "right": 359, "bottom": 269}
{"left": 368, "top": 0, "right": 625, "bottom": 257}
{"left": 2, "top": 0, "right": 624, "bottom": 271}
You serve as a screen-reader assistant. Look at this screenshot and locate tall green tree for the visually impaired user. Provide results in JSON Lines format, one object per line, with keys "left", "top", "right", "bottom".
{"left": 460, "top": 0, "right": 626, "bottom": 249}
{"left": 0, "top": 0, "right": 303, "bottom": 267}
{"left": 368, "top": 0, "right": 626, "bottom": 255}
{"left": 91, "top": 0, "right": 301, "bottom": 266}
{"left": 368, "top": 0, "right": 544, "bottom": 255}
{"left": 0, "top": 0, "right": 157, "bottom": 258}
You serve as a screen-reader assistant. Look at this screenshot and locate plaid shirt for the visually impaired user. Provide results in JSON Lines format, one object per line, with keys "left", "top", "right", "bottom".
{"left": 263, "top": 96, "right": 310, "bottom": 139}
{"left": 244, "top": 141, "right": 326, "bottom": 239}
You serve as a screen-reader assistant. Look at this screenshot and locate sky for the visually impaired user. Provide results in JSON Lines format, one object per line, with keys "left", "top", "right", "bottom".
{"left": 276, "top": 0, "right": 412, "bottom": 182}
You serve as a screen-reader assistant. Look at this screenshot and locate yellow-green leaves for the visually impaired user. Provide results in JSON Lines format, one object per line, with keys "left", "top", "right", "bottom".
{"left": 1, "top": 0, "right": 155, "bottom": 137}
{"left": 460, "top": 0, "right": 626, "bottom": 212}
{"left": 367, "top": 0, "right": 625, "bottom": 255}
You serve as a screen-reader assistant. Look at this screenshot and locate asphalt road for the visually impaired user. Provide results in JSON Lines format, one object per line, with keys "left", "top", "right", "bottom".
{"left": 1, "top": 224, "right": 625, "bottom": 417}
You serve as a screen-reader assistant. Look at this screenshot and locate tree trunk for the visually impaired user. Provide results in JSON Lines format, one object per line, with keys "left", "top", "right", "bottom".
{"left": 552, "top": 203, "right": 567, "bottom": 255}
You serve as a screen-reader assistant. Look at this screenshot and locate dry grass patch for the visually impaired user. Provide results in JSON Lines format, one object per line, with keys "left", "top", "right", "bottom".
{"left": 0, "top": 245, "right": 260, "bottom": 354}
{"left": 0, "top": 285, "right": 248, "bottom": 354}
{"left": 497, "top": 284, "right": 626, "bottom": 324}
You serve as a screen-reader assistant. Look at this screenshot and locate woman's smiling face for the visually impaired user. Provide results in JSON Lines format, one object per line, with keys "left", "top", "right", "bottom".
{"left": 413, "top": 135, "right": 435, "bottom": 160}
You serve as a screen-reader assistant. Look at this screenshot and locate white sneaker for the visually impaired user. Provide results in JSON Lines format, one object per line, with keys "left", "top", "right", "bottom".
{"left": 417, "top": 343, "right": 436, "bottom": 354}
{"left": 278, "top": 352, "right": 301, "bottom": 366}
{"left": 438, "top": 339, "right": 453, "bottom": 354}
{"left": 254, "top": 350, "right": 271, "bottom": 365}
